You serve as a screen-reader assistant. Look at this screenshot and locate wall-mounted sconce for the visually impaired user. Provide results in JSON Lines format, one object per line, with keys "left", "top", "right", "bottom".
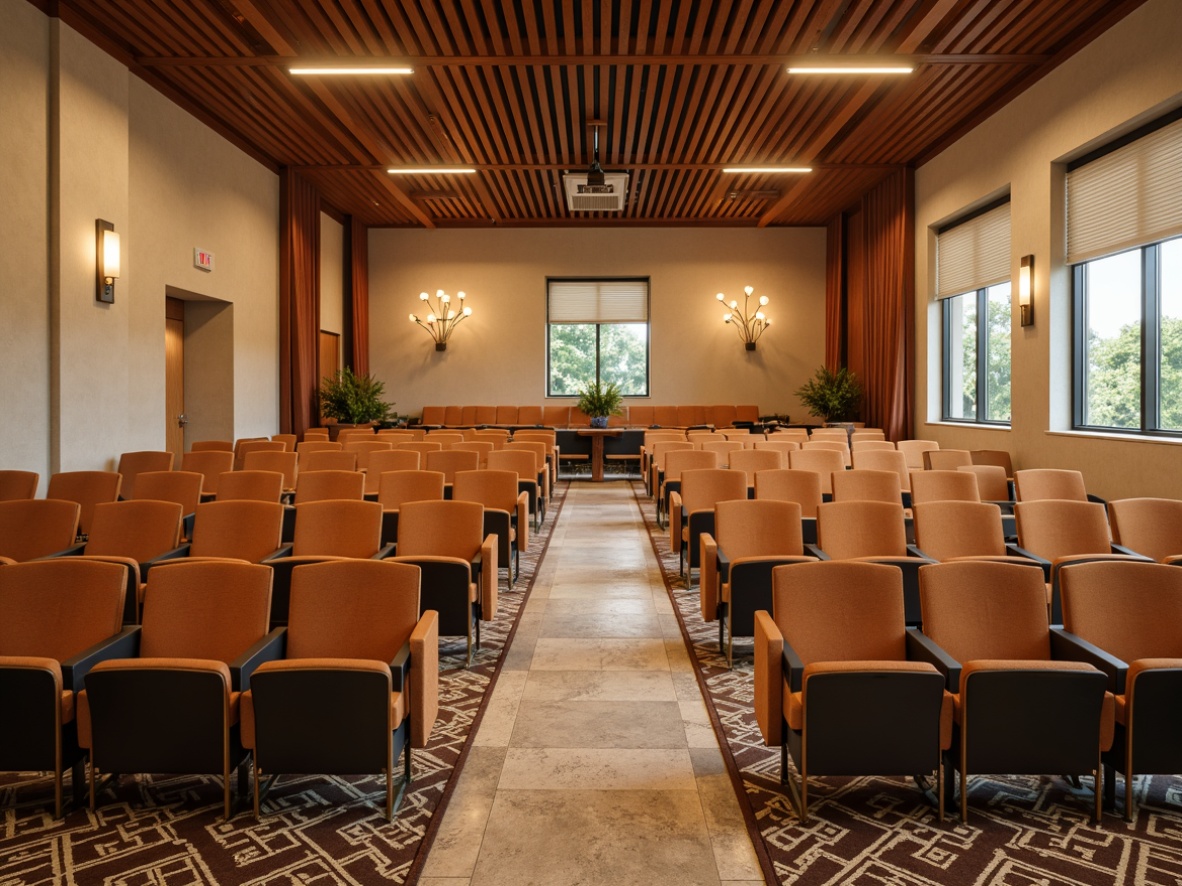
{"left": 1019, "top": 254, "right": 1034, "bottom": 327}
{"left": 96, "top": 219, "right": 120, "bottom": 304}
{"left": 715, "top": 285, "right": 771, "bottom": 350}
{"left": 409, "top": 289, "right": 473, "bottom": 351}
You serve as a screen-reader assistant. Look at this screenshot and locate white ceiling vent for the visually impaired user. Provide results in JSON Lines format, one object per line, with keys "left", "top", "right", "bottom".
{"left": 562, "top": 172, "right": 630, "bottom": 212}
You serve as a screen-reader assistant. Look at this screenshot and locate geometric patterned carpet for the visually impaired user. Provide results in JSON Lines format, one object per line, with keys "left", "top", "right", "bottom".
{"left": 633, "top": 481, "right": 1182, "bottom": 886}
{"left": 0, "top": 484, "right": 566, "bottom": 886}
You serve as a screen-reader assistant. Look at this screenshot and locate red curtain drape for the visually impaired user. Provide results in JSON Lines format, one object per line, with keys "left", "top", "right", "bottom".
{"left": 349, "top": 216, "right": 370, "bottom": 377}
{"left": 279, "top": 170, "right": 321, "bottom": 436}
{"left": 859, "top": 168, "right": 914, "bottom": 441}
{"left": 824, "top": 213, "right": 844, "bottom": 372}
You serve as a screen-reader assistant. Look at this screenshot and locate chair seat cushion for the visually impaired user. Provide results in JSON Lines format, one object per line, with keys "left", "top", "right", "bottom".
{"left": 1121, "top": 658, "right": 1182, "bottom": 724}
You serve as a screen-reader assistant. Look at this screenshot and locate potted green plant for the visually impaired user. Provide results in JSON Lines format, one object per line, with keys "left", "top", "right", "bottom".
{"left": 576, "top": 380, "right": 624, "bottom": 428}
{"left": 319, "top": 368, "right": 395, "bottom": 437}
{"left": 795, "top": 366, "right": 862, "bottom": 427}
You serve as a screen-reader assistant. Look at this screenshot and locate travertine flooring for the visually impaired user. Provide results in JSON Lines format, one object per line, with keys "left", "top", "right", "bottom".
{"left": 420, "top": 481, "right": 764, "bottom": 886}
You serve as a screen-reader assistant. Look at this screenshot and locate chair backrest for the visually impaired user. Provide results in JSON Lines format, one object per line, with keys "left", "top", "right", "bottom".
{"left": 896, "top": 439, "right": 939, "bottom": 470}
{"left": 376, "top": 429, "right": 417, "bottom": 441}
{"left": 47, "top": 470, "right": 122, "bottom": 535}
{"left": 771, "top": 560, "right": 907, "bottom": 662}
{"left": 286, "top": 559, "right": 421, "bottom": 659}
{"left": 851, "top": 440, "right": 895, "bottom": 453}
{"left": 678, "top": 469, "right": 748, "bottom": 515}
{"left": 753, "top": 439, "right": 800, "bottom": 456}
{"left": 271, "top": 433, "right": 297, "bottom": 452}
{"left": 711, "top": 405, "right": 738, "bottom": 428}
{"left": 1014, "top": 499, "right": 1111, "bottom": 559}
{"left": 923, "top": 449, "right": 972, "bottom": 471}
{"left": 336, "top": 428, "right": 376, "bottom": 445}
{"left": 970, "top": 448, "right": 1014, "bottom": 476}
{"left": 397, "top": 499, "right": 483, "bottom": 560}
{"left": 364, "top": 449, "right": 422, "bottom": 495}
{"left": 234, "top": 439, "right": 285, "bottom": 471}
{"left": 378, "top": 470, "right": 447, "bottom": 509}
{"left": 787, "top": 449, "right": 845, "bottom": 494}
{"left": 517, "top": 405, "right": 544, "bottom": 425}
{"left": 116, "top": 451, "right": 174, "bottom": 499}
{"left": 0, "top": 470, "right": 39, "bottom": 501}
{"left": 715, "top": 499, "right": 804, "bottom": 558}
{"left": 487, "top": 449, "right": 538, "bottom": 484}
{"left": 919, "top": 560, "right": 1051, "bottom": 661}
{"left": 425, "top": 449, "right": 481, "bottom": 483}
{"left": 849, "top": 448, "right": 910, "bottom": 492}
{"left": 816, "top": 500, "right": 907, "bottom": 558}
{"left": 294, "top": 469, "right": 365, "bottom": 503}
{"left": 452, "top": 469, "right": 520, "bottom": 512}
{"left": 452, "top": 441, "right": 494, "bottom": 468}
{"left": 652, "top": 405, "right": 680, "bottom": 427}
{"left": 133, "top": 470, "right": 203, "bottom": 516}
{"left": 909, "top": 469, "right": 981, "bottom": 505}
{"left": 473, "top": 431, "right": 508, "bottom": 450}
{"left": 291, "top": 499, "right": 383, "bottom": 557}
{"left": 301, "top": 450, "right": 358, "bottom": 473}
{"left": 542, "top": 405, "right": 571, "bottom": 427}
{"left": 644, "top": 431, "right": 684, "bottom": 448}
{"left": 850, "top": 429, "right": 886, "bottom": 443}
{"left": 189, "top": 500, "right": 284, "bottom": 561}
{"left": 190, "top": 440, "right": 233, "bottom": 452}
{"left": 957, "top": 464, "right": 1010, "bottom": 501}
{"left": 652, "top": 441, "right": 693, "bottom": 469}
{"left": 301, "top": 428, "right": 331, "bottom": 441}
{"left": 0, "top": 559, "right": 127, "bottom": 660}
{"left": 243, "top": 450, "right": 298, "bottom": 489}
{"left": 912, "top": 501, "right": 1007, "bottom": 560}
{"left": 720, "top": 428, "right": 751, "bottom": 440}
{"left": 801, "top": 439, "right": 851, "bottom": 467}
{"left": 394, "top": 441, "right": 444, "bottom": 456}
{"left": 808, "top": 428, "right": 849, "bottom": 442}
{"left": 769, "top": 428, "right": 809, "bottom": 444}
{"left": 663, "top": 449, "right": 720, "bottom": 483}
{"left": 727, "top": 449, "right": 784, "bottom": 487}
{"left": 85, "top": 500, "right": 183, "bottom": 562}
{"left": 1060, "top": 560, "right": 1182, "bottom": 662}
{"left": 699, "top": 439, "right": 745, "bottom": 456}
{"left": 1014, "top": 468, "right": 1088, "bottom": 502}
{"left": 505, "top": 440, "right": 547, "bottom": 470}
{"left": 139, "top": 560, "right": 272, "bottom": 661}
{"left": 296, "top": 440, "right": 343, "bottom": 454}
{"left": 216, "top": 469, "right": 284, "bottom": 502}
{"left": 181, "top": 449, "right": 235, "bottom": 496}
{"left": 831, "top": 469, "right": 901, "bottom": 504}
{"left": 420, "top": 406, "right": 446, "bottom": 425}
{"left": 343, "top": 440, "right": 395, "bottom": 472}
{"left": 426, "top": 431, "right": 465, "bottom": 447}
{"left": 753, "top": 469, "right": 822, "bottom": 518}
{"left": 1107, "top": 497, "right": 1182, "bottom": 562}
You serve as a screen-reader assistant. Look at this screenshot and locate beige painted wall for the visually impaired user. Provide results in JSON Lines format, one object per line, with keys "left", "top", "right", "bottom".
{"left": 1, "top": 5, "right": 280, "bottom": 476}
{"left": 914, "top": 0, "right": 1182, "bottom": 500}
{"left": 368, "top": 227, "right": 826, "bottom": 421}
{"left": 0, "top": 2, "right": 51, "bottom": 485}
{"left": 320, "top": 213, "right": 344, "bottom": 335}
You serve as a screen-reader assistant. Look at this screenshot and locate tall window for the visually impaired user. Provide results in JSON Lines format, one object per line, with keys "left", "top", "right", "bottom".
{"left": 547, "top": 278, "right": 649, "bottom": 397}
{"left": 1070, "top": 114, "right": 1182, "bottom": 434}
{"left": 936, "top": 201, "right": 1012, "bottom": 423}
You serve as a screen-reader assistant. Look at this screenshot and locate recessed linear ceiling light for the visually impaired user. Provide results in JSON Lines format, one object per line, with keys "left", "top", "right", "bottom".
{"left": 290, "top": 65, "right": 413, "bottom": 75}
{"left": 387, "top": 167, "right": 477, "bottom": 175}
{"left": 787, "top": 61, "right": 913, "bottom": 75}
{"left": 722, "top": 166, "right": 812, "bottom": 174}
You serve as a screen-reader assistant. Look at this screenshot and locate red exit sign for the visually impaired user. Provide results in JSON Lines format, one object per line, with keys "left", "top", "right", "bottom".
{"left": 194, "top": 248, "right": 215, "bottom": 272}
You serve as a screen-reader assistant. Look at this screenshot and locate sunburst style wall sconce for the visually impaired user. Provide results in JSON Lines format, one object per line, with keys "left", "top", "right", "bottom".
{"left": 716, "top": 286, "right": 771, "bottom": 351}
{"left": 409, "top": 289, "right": 473, "bottom": 351}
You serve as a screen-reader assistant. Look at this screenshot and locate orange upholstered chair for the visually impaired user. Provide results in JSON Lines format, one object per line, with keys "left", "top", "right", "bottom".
{"left": 0, "top": 558, "right": 133, "bottom": 816}
{"left": 912, "top": 560, "right": 1113, "bottom": 822}
{"left": 909, "top": 470, "right": 980, "bottom": 505}
{"left": 241, "top": 559, "right": 438, "bottom": 820}
{"left": 425, "top": 449, "right": 479, "bottom": 496}
{"left": 391, "top": 500, "right": 497, "bottom": 667}
{"left": 923, "top": 449, "right": 972, "bottom": 471}
{"left": 181, "top": 449, "right": 234, "bottom": 500}
{"left": 753, "top": 560, "right": 951, "bottom": 822}
{"left": 295, "top": 440, "right": 343, "bottom": 455}
{"left": 831, "top": 468, "right": 902, "bottom": 505}
{"left": 233, "top": 439, "right": 285, "bottom": 471}
{"left": 363, "top": 449, "right": 421, "bottom": 497}
{"left": 850, "top": 449, "right": 911, "bottom": 501}
{"left": 1059, "top": 560, "right": 1182, "bottom": 819}
{"left": 700, "top": 499, "right": 814, "bottom": 667}
{"left": 133, "top": 470, "right": 204, "bottom": 540}
{"left": 190, "top": 440, "right": 234, "bottom": 452}
{"left": 1014, "top": 468, "right": 1091, "bottom": 502}
{"left": 0, "top": 499, "right": 82, "bottom": 562}
{"left": 452, "top": 441, "right": 494, "bottom": 469}
{"left": 377, "top": 470, "right": 446, "bottom": 546}
{"left": 788, "top": 449, "right": 845, "bottom": 498}
{"left": 177, "top": 500, "right": 286, "bottom": 567}
{"left": 452, "top": 470, "right": 530, "bottom": 588}
{"left": 487, "top": 449, "right": 546, "bottom": 530}
{"left": 300, "top": 450, "right": 358, "bottom": 473}
{"left": 243, "top": 450, "right": 298, "bottom": 493}
{"left": 1107, "top": 497, "right": 1182, "bottom": 562}
{"left": 420, "top": 406, "right": 446, "bottom": 426}
{"left": 753, "top": 469, "right": 823, "bottom": 544}
{"left": 957, "top": 465, "right": 1012, "bottom": 502}
{"left": 293, "top": 469, "right": 365, "bottom": 503}
{"left": 505, "top": 440, "right": 551, "bottom": 499}
{"left": 727, "top": 449, "right": 784, "bottom": 494}
{"left": 77, "top": 559, "right": 281, "bottom": 819}
{"left": 270, "top": 434, "right": 297, "bottom": 452}
{"left": 658, "top": 449, "right": 719, "bottom": 527}
{"left": 216, "top": 470, "right": 284, "bottom": 503}
{"left": 753, "top": 439, "right": 800, "bottom": 458}
{"left": 801, "top": 439, "right": 850, "bottom": 468}
{"left": 301, "top": 428, "right": 331, "bottom": 441}
{"left": 970, "top": 449, "right": 1014, "bottom": 478}
{"left": 115, "top": 451, "right": 174, "bottom": 500}
{"left": 0, "top": 470, "right": 39, "bottom": 501}
{"left": 47, "top": 471, "right": 122, "bottom": 539}
{"left": 668, "top": 468, "right": 747, "bottom": 584}
{"left": 911, "top": 501, "right": 1014, "bottom": 563}
{"left": 896, "top": 440, "right": 939, "bottom": 471}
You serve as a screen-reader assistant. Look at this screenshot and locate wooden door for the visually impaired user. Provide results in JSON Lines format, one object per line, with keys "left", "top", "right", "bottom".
{"left": 165, "top": 297, "right": 186, "bottom": 459}
{"left": 319, "top": 330, "right": 340, "bottom": 385}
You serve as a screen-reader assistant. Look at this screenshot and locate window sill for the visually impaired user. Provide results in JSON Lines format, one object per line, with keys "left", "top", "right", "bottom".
{"left": 1047, "top": 429, "right": 1182, "bottom": 446}
{"left": 924, "top": 420, "right": 1011, "bottom": 432}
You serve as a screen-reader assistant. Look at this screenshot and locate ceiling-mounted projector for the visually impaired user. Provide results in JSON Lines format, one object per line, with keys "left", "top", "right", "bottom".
{"left": 564, "top": 121, "right": 628, "bottom": 212}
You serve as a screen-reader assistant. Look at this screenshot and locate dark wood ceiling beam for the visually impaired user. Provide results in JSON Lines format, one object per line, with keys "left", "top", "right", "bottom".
{"left": 230, "top": 0, "right": 297, "bottom": 54}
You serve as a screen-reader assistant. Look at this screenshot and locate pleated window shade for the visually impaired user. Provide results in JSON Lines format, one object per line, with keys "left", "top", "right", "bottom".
{"left": 548, "top": 279, "right": 649, "bottom": 322}
{"left": 936, "top": 202, "right": 1011, "bottom": 299}
{"left": 1067, "top": 117, "right": 1182, "bottom": 265}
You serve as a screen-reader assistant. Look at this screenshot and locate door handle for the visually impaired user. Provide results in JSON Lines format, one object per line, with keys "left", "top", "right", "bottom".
{"left": 177, "top": 414, "right": 189, "bottom": 427}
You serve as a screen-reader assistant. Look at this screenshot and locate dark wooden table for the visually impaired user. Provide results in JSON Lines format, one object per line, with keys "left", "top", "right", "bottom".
{"left": 576, "top": 428, "right": 623, "bottom": 481}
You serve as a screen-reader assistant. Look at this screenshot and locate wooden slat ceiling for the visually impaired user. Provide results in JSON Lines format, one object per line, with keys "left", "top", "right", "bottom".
{"left": 44, "top": 0, "right": 1147, "bottom": 228}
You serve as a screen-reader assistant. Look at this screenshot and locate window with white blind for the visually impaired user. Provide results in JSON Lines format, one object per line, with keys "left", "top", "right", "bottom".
{"left": 547, "top": 278, "right": 650, "bottom": 397}
{"left": 936, "top": 201, "right": 1012, "bottom": 423}
{"left": 1070, "top": 113, "right": 1182, "bottom": 434}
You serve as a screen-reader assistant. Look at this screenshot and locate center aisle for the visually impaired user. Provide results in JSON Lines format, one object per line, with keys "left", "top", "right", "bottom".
{"left": 419, "top": 480, "right": 764, "bottom": 886}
